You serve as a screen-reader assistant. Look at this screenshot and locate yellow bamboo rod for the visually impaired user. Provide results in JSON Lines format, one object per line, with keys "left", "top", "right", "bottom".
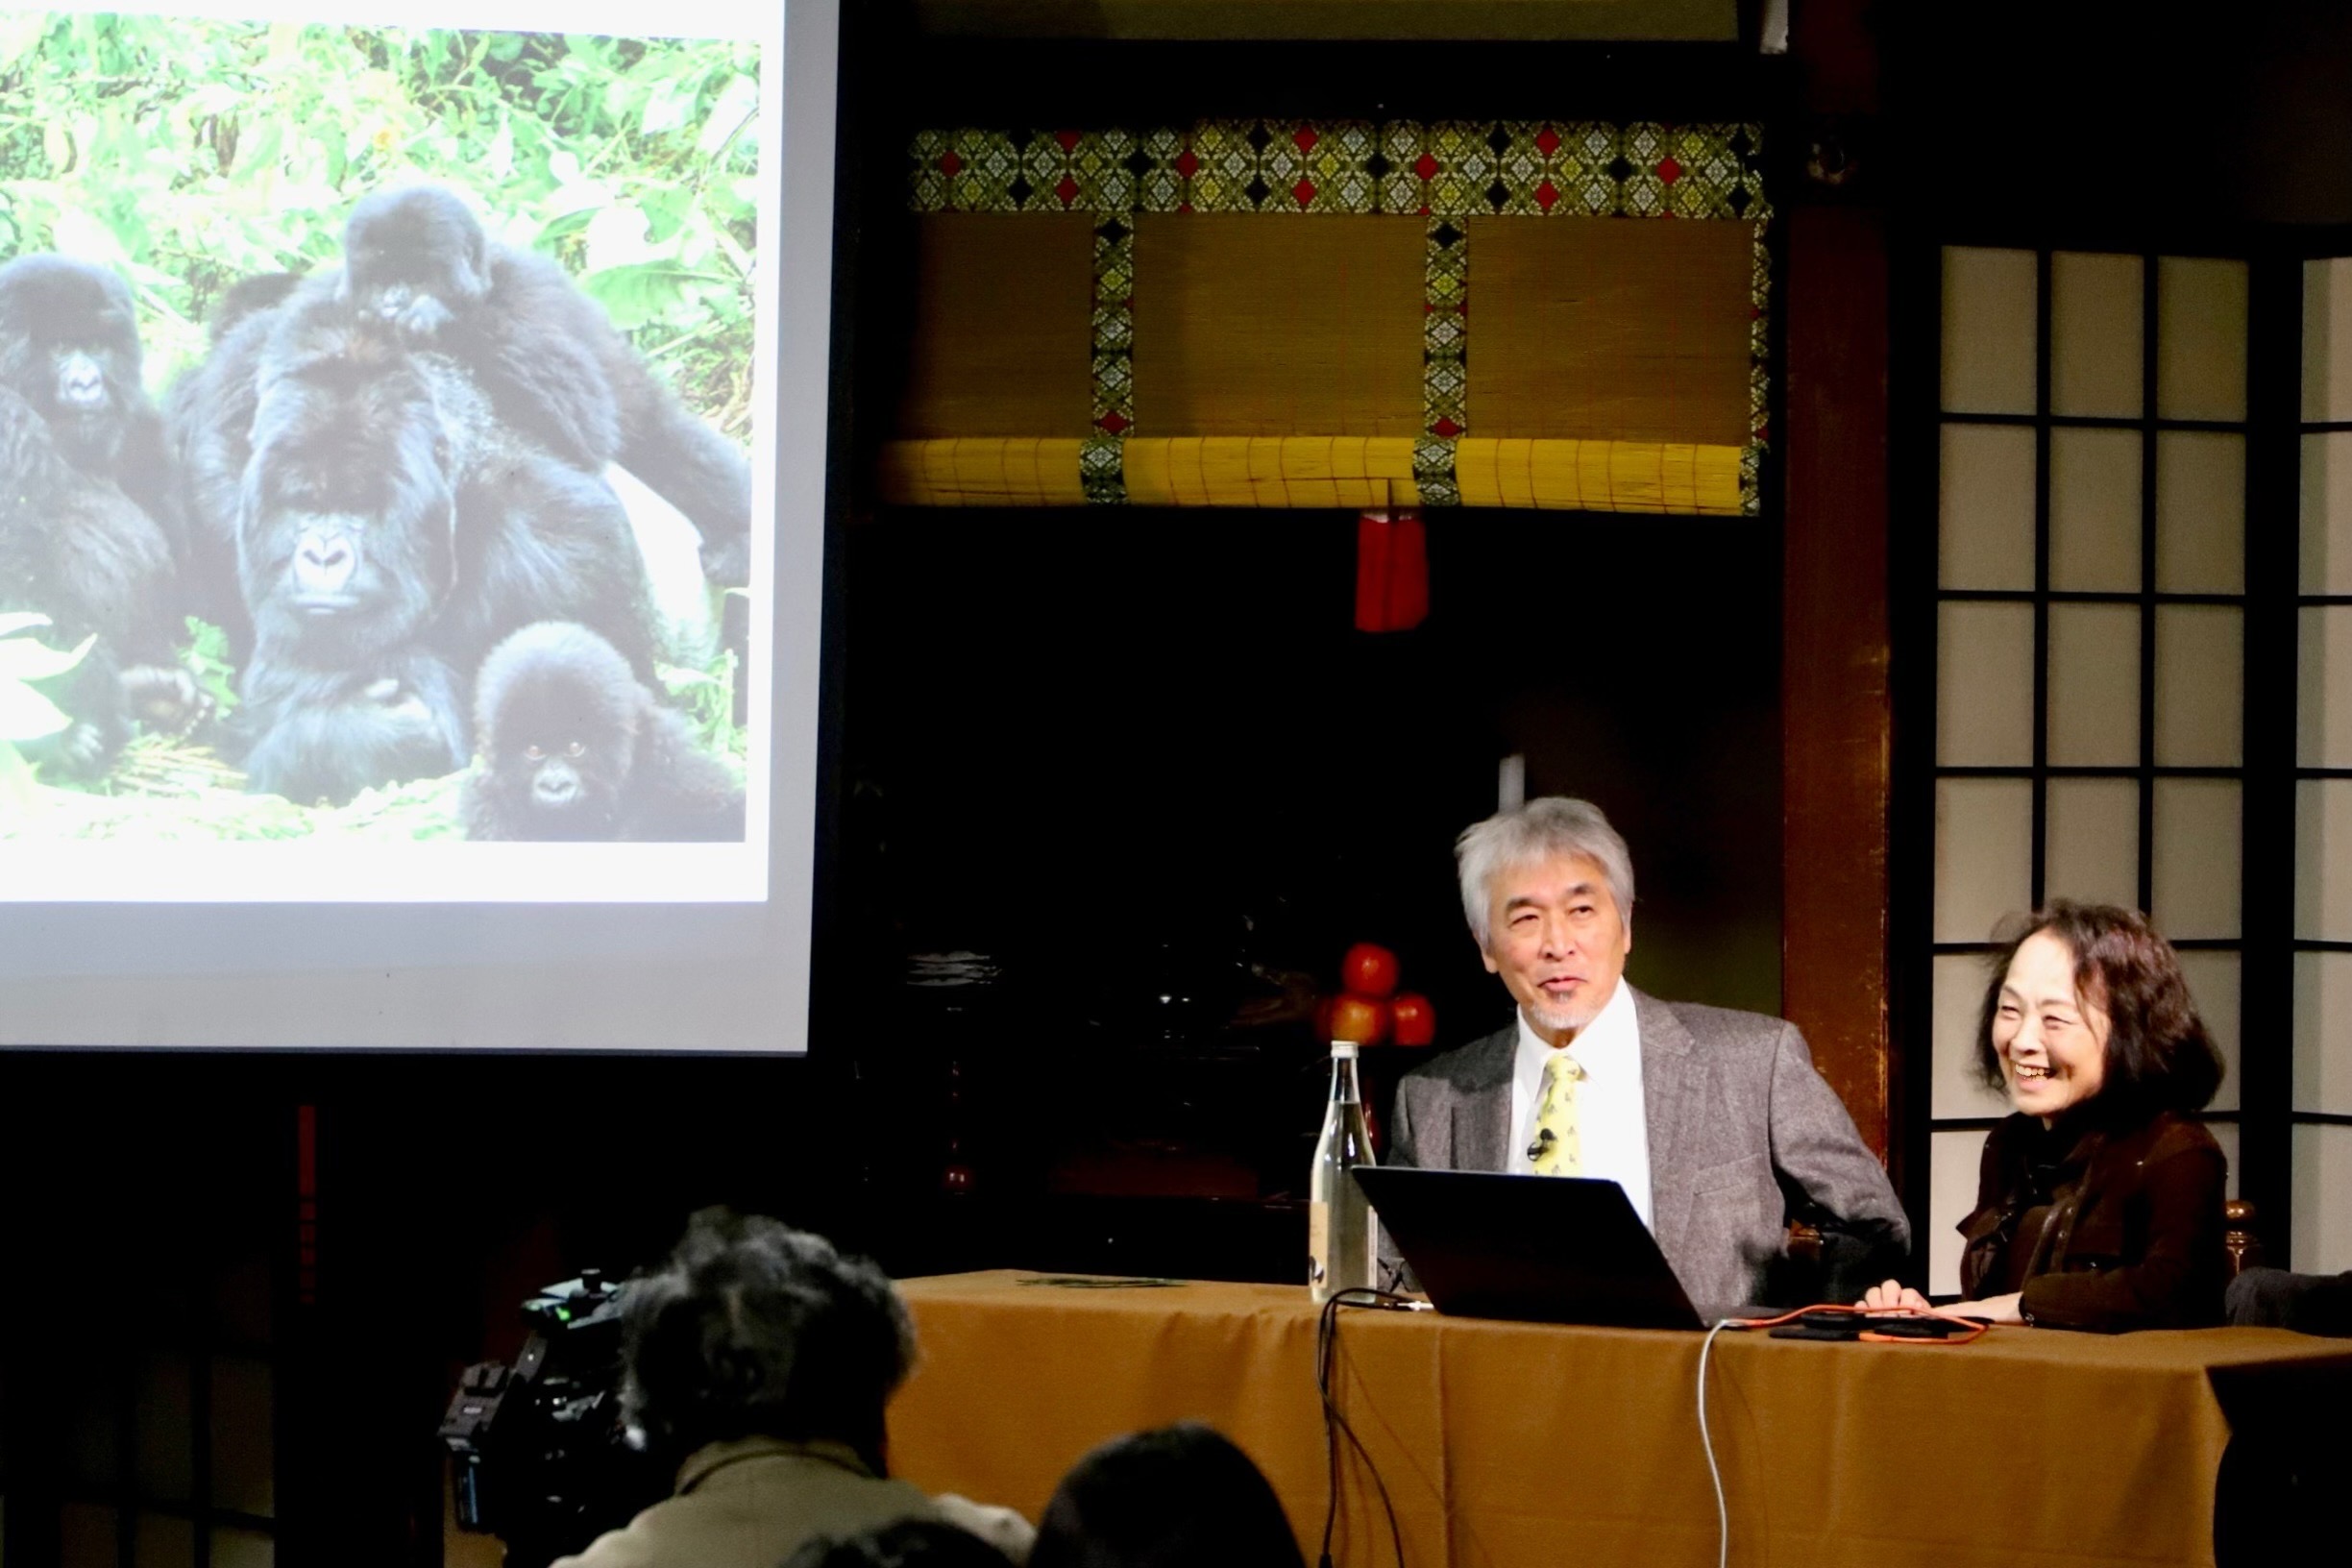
{"left": 878, "top": 436, "right": 1746, "bottom": 514}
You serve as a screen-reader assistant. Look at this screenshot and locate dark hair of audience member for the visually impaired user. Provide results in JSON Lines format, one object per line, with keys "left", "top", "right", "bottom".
{"left": 1028, "top": 1423, "right": 1305, "bottom": 1568}
{"left": 778, "top": 1518, "right": 1015, "bottom": 1568}
{"left": 1973, "top": 900, "right": 2225, "bottom": 1120}
{"left": 620, "top": 1208, "right": 915, "bottom": 1474}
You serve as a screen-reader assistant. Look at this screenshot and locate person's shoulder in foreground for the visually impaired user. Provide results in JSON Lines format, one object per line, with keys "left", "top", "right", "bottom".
{"left": 552, "top": 1209, "right": 1035, "bottom": 1568}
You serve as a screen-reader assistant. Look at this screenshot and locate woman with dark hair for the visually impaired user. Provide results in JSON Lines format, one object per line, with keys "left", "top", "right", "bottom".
{"left": 1861, "top": 901, "right": 2229, "bottom": 1331}
{"left": 1027, "top": 1424, "right": 1305, "bottom": 1568}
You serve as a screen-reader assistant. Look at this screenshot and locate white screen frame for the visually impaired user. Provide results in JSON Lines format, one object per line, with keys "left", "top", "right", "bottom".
{"left": 0, "top": 0, "right": 838, "bottom": 1051}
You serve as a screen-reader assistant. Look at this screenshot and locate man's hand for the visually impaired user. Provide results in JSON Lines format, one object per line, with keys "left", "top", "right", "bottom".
{"left": 1855, "top": 1279, "right": 1931, "bottom": 1311}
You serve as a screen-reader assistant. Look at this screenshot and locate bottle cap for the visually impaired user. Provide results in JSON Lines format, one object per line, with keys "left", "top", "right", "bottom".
{"left": 1331, "top": 1041, "right": 1359, "bottom": 1059}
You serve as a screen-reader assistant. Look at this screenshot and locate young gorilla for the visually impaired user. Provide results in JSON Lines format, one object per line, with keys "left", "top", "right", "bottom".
{"left": 0, "top": 255, "right": 198, "bottom": 776}
{"left": 338, "top": 184, "right": 754, "bottom": 586}
{"left": 462, "top": 621, "right": 743, "bottom": 842}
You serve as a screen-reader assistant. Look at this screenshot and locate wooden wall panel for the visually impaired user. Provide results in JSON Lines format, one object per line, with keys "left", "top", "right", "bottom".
{"left": 900, "top": 213, "right": 1097, "bottom": 438}
{"left": 1467, "top": 216, "right": 1754, "bottom": 446}
{"left": 1132, "top": 213, "right": 1425, "bottom": 436}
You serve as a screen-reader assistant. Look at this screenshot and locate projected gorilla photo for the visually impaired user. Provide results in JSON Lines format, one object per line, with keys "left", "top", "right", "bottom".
{"left": 0, "top": 12, "right": 767, "bottom": 869}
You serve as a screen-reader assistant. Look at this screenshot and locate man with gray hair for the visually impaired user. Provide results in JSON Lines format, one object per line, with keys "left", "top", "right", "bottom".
{"left": 1381, "top": 796, "right": 1906, "bottom": 1308}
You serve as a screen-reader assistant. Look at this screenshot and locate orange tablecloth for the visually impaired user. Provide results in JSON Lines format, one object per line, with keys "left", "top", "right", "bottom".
{"left": 888, "top": 1271, "right": 2352, "bottom": 1568}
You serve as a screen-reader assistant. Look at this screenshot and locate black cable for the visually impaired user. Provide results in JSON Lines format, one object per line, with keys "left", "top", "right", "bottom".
{"left": 1314, "top": 1288, "right": 1409, "bottom": 1568}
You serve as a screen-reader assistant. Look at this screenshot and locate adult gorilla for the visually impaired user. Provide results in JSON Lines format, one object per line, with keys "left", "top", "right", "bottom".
{"left": 0, "top": 255, "right": 195, "bottom": 776}
{"left": 339, "top": 185, "right": 753, "bottom": 586}
{"left": 220, "top": 298, "right": 658, "bottom": 805}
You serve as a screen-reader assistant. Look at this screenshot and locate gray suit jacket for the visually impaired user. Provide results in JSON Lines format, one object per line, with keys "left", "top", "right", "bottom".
{"left": 1380, "top": 988, "right": 1907, "bottom": 1309}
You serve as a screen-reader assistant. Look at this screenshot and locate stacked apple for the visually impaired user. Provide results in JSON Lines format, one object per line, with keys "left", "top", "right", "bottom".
{"left": 1322, "top": 942, "right": 1436, "bottom": 1047}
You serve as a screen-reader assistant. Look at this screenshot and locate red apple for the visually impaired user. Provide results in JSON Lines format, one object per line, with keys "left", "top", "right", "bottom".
{"left": 1328, "top": 993, "right": 1392, "bottom": 1045}
{"left": 1341, "top": 942, "right": 1401, "bottom": 998}
{"left": 1391, "top": 992, "right": 1437, "bottom": 1046}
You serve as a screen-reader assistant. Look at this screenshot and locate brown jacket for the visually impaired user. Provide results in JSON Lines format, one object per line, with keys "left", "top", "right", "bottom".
{"left": 1958, "top": 1110, "right": 2227, "bottom": 1333}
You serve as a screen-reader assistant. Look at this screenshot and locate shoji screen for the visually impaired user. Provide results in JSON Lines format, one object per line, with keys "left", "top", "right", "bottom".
{"left": 2296, "top": 257, "right": 2352, "bottom": 1274}
{"left": 1927, "top": 248, "right": 2249, "bottom": 1294}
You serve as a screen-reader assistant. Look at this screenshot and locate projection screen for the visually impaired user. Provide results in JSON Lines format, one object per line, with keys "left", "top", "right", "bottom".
{"left": 0, "top": 0, "right": 831, "bottom": 1049}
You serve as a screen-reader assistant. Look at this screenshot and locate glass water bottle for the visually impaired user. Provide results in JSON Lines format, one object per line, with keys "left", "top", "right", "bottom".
{"left": 1309, "top": 1041, "right": 1376, "bottom": 1303}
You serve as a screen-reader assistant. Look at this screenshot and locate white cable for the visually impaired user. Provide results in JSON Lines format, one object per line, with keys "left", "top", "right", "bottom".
{"left": 1696, "top": 1318, "right": 1734, "bottom": 1568}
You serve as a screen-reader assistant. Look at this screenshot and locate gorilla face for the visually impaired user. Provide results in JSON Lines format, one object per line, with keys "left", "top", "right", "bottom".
{"left": 0, "top": 255, "right": 145, "bottom": 471}
{"left": 472, "top": 621, "right": 643, "bottom": 838}
{"left": 338, "top": 185, "right": 492, "bottom": 342}
{"left": 237, "top": 325, "right": 459, "bottom": 666}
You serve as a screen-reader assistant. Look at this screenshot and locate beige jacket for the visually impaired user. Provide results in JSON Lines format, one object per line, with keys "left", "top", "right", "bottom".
{"left": 554, "top": 1436, "right": 1033, "bottom": 1568}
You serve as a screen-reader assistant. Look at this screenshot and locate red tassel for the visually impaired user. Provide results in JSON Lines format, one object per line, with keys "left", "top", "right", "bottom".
{"left": 1355, "top": 510, "right": 1429, "bottom": 633}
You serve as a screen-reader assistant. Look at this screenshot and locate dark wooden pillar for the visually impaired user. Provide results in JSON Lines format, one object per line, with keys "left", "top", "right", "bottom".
{"left": 1782, "top": 204, "right": 1893, "bottom": 1156}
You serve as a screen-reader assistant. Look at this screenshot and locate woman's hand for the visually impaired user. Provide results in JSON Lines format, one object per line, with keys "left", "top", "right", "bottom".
{"left": 1945, "top": 1291, "right": 2025, "bottom": 1324}
{"left": 1856, "top": 1279, "right": 1932, "bottom": 1311}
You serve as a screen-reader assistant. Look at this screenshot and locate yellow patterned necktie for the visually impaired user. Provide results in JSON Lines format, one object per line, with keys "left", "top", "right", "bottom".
{"left": 1529, "top": 1051, "right": 1583, "bottom": 1176}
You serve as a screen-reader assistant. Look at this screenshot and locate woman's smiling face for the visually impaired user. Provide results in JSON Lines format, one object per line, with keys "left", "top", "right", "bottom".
{"left": 1993, "top": 928, "right": 2111, "bottom": 1125}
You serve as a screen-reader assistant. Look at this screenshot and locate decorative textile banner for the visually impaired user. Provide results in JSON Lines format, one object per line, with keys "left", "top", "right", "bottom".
{"left": 900, "top": 119, "right": 1770, "bottom": 515}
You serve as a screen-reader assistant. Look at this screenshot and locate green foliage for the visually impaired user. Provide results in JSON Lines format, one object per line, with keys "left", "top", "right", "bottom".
{"left": 0, "top": 14, "right": 759, "bottom": 425}
{"left": 182, "top": 616, "right": 238, "bottom": 717}
{"left": 0, "top": 611, "right": 88, "bottom": 744}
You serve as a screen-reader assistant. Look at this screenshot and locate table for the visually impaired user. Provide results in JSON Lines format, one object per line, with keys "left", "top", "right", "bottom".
{"left": 888, "top": 1271, "right": 2352, "bottom": 1568}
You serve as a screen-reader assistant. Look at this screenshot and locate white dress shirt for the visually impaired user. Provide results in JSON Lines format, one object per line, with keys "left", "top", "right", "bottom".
{"left": 1506, "top": 978, "right": 1654, "bottom": 1230}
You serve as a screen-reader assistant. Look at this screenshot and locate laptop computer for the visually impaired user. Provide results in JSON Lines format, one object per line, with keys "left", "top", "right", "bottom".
{"left": 1352, "top": 1165, "right": 1704, "bottom": 1330}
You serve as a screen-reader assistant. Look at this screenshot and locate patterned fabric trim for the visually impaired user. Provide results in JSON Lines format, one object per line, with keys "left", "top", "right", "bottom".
{"left": 906, "top": 120, "right": 1770, "bottom": 514}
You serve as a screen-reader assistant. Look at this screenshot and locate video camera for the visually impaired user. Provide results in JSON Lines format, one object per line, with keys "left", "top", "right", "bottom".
{"left": 439, "top": 1270, "right": 667, "bottom": 1568}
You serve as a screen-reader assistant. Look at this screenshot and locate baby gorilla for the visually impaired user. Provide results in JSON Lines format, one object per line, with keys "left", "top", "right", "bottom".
{"left": 462, "top": 622, "right": 744, "bottom": 842}
{"left": 338, "top": 185, "right": 753, "bottom": 585}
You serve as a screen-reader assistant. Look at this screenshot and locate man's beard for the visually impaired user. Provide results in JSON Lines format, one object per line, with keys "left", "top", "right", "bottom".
{"left": 1525, "top": 989, "right": 1607, "bottom": 1037}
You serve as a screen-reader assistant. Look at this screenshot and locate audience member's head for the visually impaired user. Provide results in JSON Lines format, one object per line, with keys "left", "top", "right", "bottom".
{"left": 1028, "top": 1424, "right": 1304, "bottom": 1568}
{"left": 1974, "top": 900, "right": 2224, "bottom": 1125}
{"left": 620, "top": 1208, "right": 914, "bottom": 1474}
{"left": 779, "top": 1519, "right": 1015, "bottom": 1568}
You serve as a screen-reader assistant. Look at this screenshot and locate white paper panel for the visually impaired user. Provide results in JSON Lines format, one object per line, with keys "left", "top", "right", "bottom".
{"left": 2151, "top": 779, "right": 2241, "bottom": 941}
{"left": 1938, "top": 602, "right": 2035, "bottom": 766}
{"left": 1932, "top": 953, "right": 2011, "bottom": 1120}
{"left": 2157, "top": 257, "right": 2248, "bottom": 423}
{"left": 2045, "top": 777, "right": 2139, "bottom": 910}
{"left": 2292, "top": 1124, "right": 2352, "bottom": 1273}
{"left": 2292, "top": 951, "right": 2352, "bottom": 1115}
{"left": 2204, "top": 1119, "right": 2242, "bottom": 1201}
{"left": 2155, "top": 431, "right": 2244, "bottom": 594}
{"left": 61, "top": 1504, "right": 117, "bottom": 1568}
{"left": 1943, "top": 247, "right": 2039, "bottom": 415}
{"left": 1936, "top": 778, "right": 2033, "bottom": 943}
{"left": 2046, "top": 603, "right": 2141, "bottom": 767}
{"left": 2296, "top": 779, "right": 2352, "bottom": 942}
{"left": 1929, "top": 1128, "right": 1988, "bottom": 1298}
{"left": 2176, "top": 948, "right": 2241, "bottom": 1114}
{"left": 135, "top": 1516, "right": 195, "bottom": 1568}
{"left": 213, "top": 1529, "right": 276, "bottom": 1568}
{"left": 1940, "top": 424, "right": 2037, "bottom": 591}
{"left": 2300, "top": 431, "right": 2352, "bottom": 595}
{"left": 2050, "top": 251, "right": 2144, "bottom": 418}
{"left": 2299, "top": 606, "right": 2352, "bottom": 770}
{"left": 2153, "top": 605, "right": 2242, "bottom": 767}
{"left": 211, "top": 1355, "right": 275, "bottom": 1518}
{"left": 2048, "top": 428, "right": 2143, "bottom": 592}
{"left": 2303, "top": 257, "right": 2352, "bottom": 424}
